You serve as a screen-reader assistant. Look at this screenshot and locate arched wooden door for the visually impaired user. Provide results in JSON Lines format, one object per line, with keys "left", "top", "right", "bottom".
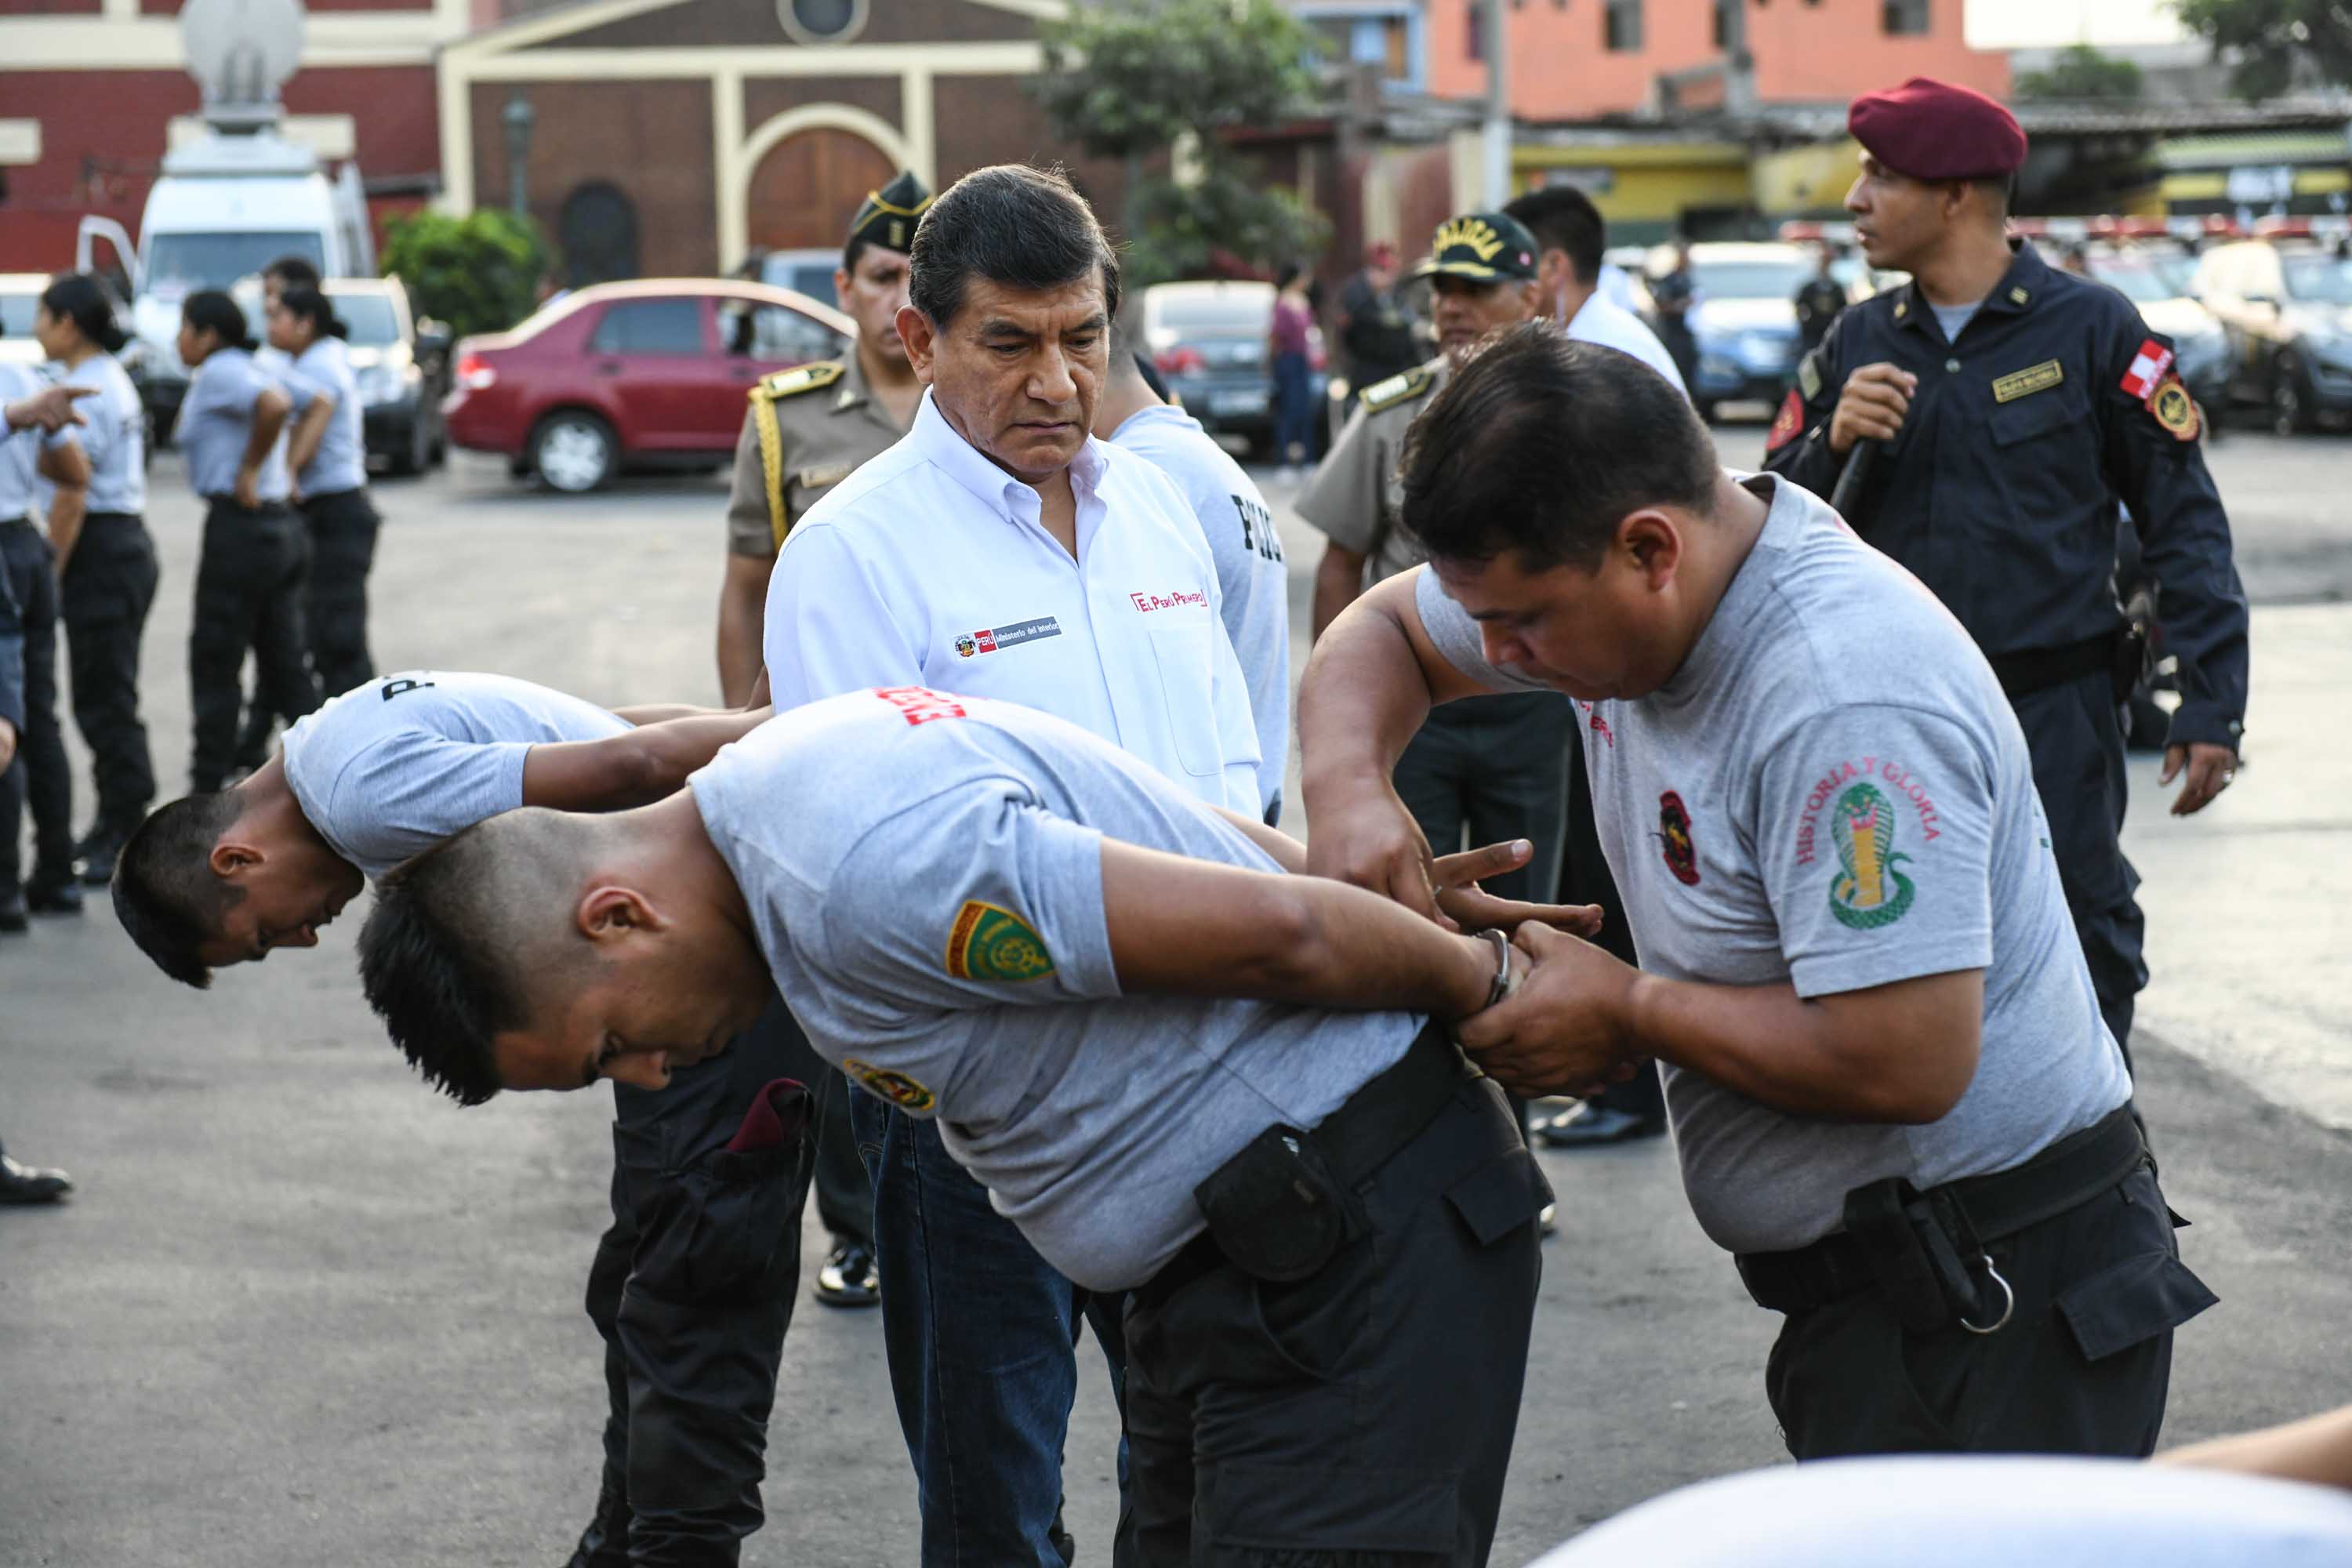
{"left": 746, "top": 128, "right": 899, "bottom": 253}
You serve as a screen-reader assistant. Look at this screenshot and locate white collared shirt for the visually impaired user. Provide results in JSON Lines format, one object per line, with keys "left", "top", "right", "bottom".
{"left": 1566, "top": 289, "right": 1690, "bottom": 400}
{"left": 763, "top": 389, "right": 1261, "bottom": 811}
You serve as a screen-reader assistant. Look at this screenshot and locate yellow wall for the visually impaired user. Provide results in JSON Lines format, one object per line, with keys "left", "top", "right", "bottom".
{"left": 1512, "top": 142, "right": 1751, "bottom": 227}
{"left": 1751, "top": 138, "right": 1863, "bottom": 216}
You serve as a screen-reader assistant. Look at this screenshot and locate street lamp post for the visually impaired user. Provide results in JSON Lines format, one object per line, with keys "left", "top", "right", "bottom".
{"left": 502, "top": 93, "right": 536, "bottom": 220}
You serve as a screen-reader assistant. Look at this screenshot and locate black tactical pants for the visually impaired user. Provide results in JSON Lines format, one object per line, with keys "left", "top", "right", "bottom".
{"left": 1392, "top": 691, "right": 1570, "bottom": 906}
{"left": 58, "top": 512, "right": 158, "bottom": 836}
{"left": 1764, "top": 1165, "right": 2214, "bottom": 1459}
{"left": 2012, "top": 670, "right": 2148, "bottom": 1061}
{"left": 578, "top": 996, "right": 815, "bottom": 1567}
{"left": 297, "top": 487, "right": 380, "bottom": 700}
{"left": 771, "top": 1018, "right": 873, "bottom": 1252}
{"left": 187, "top": 499, "right": 318, "bottom": 793}
{"left": 1117, "top": 1075, "right": 1547, "bottom": 1567}
{"left": 0, "top": 519, "right": 74, "bottom": 890}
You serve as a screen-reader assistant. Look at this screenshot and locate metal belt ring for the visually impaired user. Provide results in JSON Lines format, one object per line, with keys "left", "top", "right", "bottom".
{"left": 1958, "top": 1256, "right": 2015, "bottom": 1335}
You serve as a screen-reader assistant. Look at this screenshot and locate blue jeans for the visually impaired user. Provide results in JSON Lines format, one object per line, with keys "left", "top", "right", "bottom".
{"left": 850, "top": 1091, "right": 1127, "bottom": 1566}
{"left": 1271, "top": 350, "right": 1314, "bottom": 460}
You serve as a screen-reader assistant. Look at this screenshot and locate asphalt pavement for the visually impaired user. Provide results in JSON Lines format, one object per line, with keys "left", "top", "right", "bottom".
{"left": 3, "top": 427, "right": 2348, "bottom": 1566}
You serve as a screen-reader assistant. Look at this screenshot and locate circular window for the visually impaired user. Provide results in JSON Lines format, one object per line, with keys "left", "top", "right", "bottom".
{"left": 777, "top": 0, "right": 865, "bottom": 44}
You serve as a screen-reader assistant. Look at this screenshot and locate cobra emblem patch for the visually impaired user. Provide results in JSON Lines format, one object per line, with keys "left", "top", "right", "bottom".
{"left": 946, "top": 900, "right": 1056, "bottom": 982}
{"left": 1829, "top": 783, "right": 1916, "bottom": 930}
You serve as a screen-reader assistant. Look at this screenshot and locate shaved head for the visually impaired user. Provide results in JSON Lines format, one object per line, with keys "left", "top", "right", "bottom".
{"left": 360, "top": 810, "right": 602, "bottom": 1104}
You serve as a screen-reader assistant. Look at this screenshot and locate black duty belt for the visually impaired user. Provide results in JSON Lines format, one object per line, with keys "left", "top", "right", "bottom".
{"left": 1987, "top": 632, "right": 2117, "bottom": 701}
{"left": 1135, "top": 1022, "right": 1476, "bottom": 1310}
{"left": 1736, "top": 1102, "right": 2149, "bottom": 1318}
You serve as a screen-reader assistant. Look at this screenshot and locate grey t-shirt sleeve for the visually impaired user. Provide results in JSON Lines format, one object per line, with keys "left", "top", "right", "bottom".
{"left": 1411, "top": 568, "right": 1553, "bottom": 695}
{"left": 190, "top": 353, "right": 278, "bottom": 419}
{"left": 815, "top": 774, "right": 1123, "bottom": 1017}
{"left": 1754, "top": 702, "right": 1996, "bottom": 998}
{"left": 1293, "top": 402, "right": 1383, "bottom": 554}
{"left": 274, "top": 361, "right": 325, "bottom": 413}
{"left": 317, "top": 731, "right": 535, "bottom": 873}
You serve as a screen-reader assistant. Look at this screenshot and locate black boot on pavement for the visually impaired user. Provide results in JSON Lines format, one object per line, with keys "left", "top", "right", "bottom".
{"left": 0, "top": 1152, "right": 74, "bottom": 1203}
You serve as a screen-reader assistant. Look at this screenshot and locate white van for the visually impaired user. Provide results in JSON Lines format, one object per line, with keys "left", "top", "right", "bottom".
{"left": 78, "top": 125, "right": 375, "bottom": 435}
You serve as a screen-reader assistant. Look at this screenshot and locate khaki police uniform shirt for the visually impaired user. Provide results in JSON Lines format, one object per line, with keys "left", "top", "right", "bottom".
{"left": 724, "top": 352, "right": 908, "bottom": 557}
{"left": 1294, "top": 357, "right": 1449, "bottom": 589}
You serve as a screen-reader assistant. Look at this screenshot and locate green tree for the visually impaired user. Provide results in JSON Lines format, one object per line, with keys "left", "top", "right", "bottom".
{"left": 379, "top": 209, "right": 554, "bottom": 339}
{"left": 1032, "top": 0, "right": 1329, "bottom": 291}
{"left": 2176, "top": 0, "right": 2352, "bottom": 99}
{"left": 2016, "top": 42, "right": 2145, "bottom": 100}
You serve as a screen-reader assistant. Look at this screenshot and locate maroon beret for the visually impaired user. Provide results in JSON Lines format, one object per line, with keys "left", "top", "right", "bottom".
{"left": 1849, "top": 76, "right": 2027, "bottom": 181}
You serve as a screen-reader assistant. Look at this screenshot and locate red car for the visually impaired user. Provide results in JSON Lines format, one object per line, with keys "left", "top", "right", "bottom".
{"left": 441, "top": 279, "right": 855, "bottom": 492}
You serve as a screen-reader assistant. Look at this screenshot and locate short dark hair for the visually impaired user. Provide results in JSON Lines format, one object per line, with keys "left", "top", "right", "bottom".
{"left": 113, "top": 793, "right": 250, "bottom": 989}
{"left": 1399, "top": 322, "right": 1717, "bottom": 572}
{"left": 1970, "top": 175, "right": 2014, "bottom": 221}
{"left": 908, "top": 164, "right": 1120, "bottom": 331}
{"left": 1503, "top": 187, "right": 1606, "bottom": 286}
{"left": 264, "top": 255, "right": 322, "bottom": 292}
{"left": 358, "top": 830, "right": 528, "bottom": 1106}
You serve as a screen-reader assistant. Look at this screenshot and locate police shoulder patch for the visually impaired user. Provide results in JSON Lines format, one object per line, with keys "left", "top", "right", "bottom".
{"left": 753, "top": 361, "right": 844, "bottom": 403}
{"left": 946, "top": 900, "right": 1055, "bottom": 982}
{"left": 1797, "top": 350, "right": 1824, "bottom": 403}
{"left": 1360, "top": 366, "right": 1436, "bottom": 414}
{"left": 2147, "top": 372, "right": 2201, "bottom": 442}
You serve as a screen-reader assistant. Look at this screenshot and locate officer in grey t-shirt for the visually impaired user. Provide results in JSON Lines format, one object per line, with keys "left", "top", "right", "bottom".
{"left": 108, "top": 670, "right": 815, "bottom": 1566}
{"left": 1298, "top": 325, "right": 2214, "bottom": 1461}
{"left": 357, "top": 686, "right": 1576, "bottom": 1565}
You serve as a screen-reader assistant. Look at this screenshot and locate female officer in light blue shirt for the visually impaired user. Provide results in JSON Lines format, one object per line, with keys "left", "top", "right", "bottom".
{"left": 267, "top": 286, "right": 379, "bottom": 700}
{"left": 31, "top": 273, "right": 159, "bottom": 884}
{"left": 172, "top": 289, "right": 327, "bottom": 793}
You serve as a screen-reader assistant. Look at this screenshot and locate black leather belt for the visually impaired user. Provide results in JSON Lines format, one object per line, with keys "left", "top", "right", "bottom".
{"left": 1987, "top": 632, "right": 2116, "bottom": 700}
{"left": 1737, "top": 1103, "right": 2149, "bottom": 1316}
{"left": 1135, "top": 1022, "right": 1475, "bottom": 1310}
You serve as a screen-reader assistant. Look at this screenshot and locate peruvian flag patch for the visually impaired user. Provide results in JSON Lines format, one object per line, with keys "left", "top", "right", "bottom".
{"left": 2120, "top": 339, "right": 2175, "bottom": 401}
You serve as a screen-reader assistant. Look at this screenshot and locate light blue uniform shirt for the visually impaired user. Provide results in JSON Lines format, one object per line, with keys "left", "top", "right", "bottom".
{"left": 175, "top": 347, "right": 312, "bottom": 502}
{"left": 1415, "top": 473, "right": 2129, "bottom": 1253}
{"left": 1109, "top": 403, "right": 1291, "bottom": 817}
{"left": 46, "top": 352, "right": 145, "bottom": 515}
{"left": 0, "top": 363, "right": 80, "bottom": 521}
{"left": 689, "top": 688, "right": 1421, "bottom": 1291}
{"left": 281, "top": 670, "right": 629, "bottom": 877}
{"left": 281, "top": 338, "right": 366, "bottom": 497}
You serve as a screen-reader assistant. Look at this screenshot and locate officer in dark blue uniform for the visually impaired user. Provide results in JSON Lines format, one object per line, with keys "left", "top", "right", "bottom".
{"left": 1764, "top": 78, "right": 2250, "bottom": 1065}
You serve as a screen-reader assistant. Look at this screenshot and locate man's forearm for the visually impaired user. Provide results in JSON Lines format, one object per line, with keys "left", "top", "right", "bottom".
{"left": 1310, "top": 547, "right": 1363, "bottom": 641}
{"left": 624, "top": 707, "right": 771, "bottom": 800}
{"left": 1297, "top": 584, "right": 1438, "bottom": 819}
{"left": 1210, "top": 806, "right": 1305, "bottom": 873}
{"left": 2161, "top": 1403, "right": 2352, "bottom": 1490}
{"left": 716, "top": 556, "right": 771, "bottom": 709}
{"left": 1624, "top": 971, "right": 1976, "bottom": 1123}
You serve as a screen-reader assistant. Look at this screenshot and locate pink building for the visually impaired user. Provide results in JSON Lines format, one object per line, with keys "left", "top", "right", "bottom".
{"left": 1419, "top": 0, "right": 2009, "bottom": 122}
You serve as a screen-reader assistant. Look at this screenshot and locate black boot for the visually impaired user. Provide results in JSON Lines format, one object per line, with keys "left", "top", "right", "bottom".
{"left": 78, "top": 826, "right": 126, "bottom": 887}
{"left": 0, "top": 1152, "right": 73, "bottom": 1203}
{"left": 563, "top": 1479, "right": 633, "bottom": 1568}
{"left": 0, "top": 887, "right": 27, "bottom": 934}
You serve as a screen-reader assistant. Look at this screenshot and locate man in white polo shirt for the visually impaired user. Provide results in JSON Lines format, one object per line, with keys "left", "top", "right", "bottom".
{"left": 1504, "top": 184, "right": 1687, "bottom": 397}
{"left": 760, "top": 163, "right": 1260, "bottom": 1566}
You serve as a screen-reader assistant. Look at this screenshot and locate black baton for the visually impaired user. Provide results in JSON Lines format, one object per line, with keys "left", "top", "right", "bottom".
{"left": 1829, "top": 439, "right": 1878, "bottom": 520}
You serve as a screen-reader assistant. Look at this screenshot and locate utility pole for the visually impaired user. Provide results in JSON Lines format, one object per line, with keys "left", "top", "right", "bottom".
{"left": 1480, "top": 0, "right": 1509, "bottom": 205}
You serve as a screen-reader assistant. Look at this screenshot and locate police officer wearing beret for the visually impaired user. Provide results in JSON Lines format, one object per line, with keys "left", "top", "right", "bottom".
{"left": 713, "top": 172, "right": 928, "bottom": 1315}
{"left": 1765, "top": 77, "right": 2250, "bottom": 1069}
